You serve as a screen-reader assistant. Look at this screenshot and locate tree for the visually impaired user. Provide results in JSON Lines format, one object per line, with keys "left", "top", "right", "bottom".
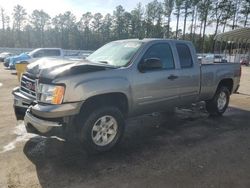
{"left": 163, "top": 0, "right": 174, "bottom": 38}
{"left": 0, "top": 1, "right": 248, "bottom": 52}
{"left": 231, "top": 0, "right": 241, "bottom": 29}
{"left": 145, "top": 0, "right": 164, "bottom": 38}
{"left": 52, "top": 11, "right": 76, "bottom": 48}
{"left": 0, "top": 8, "right": 7, "bottom": 31}
{"left": 78, "top": 12, "right": 93, "bottom": 49}
{"left": 13, "top": 5, "right": 27, "bottom": 31}
{"left": 240, "top": 0, "right": 250, "bottom": 27}
{"left": 174, "top": 0, "right": 183, "bottom": 39}
{"left": 190, "top": 0, "right": 199, "bottom": 41}
{"left": 220, "top": 0, "right": 234, "bottom": 32}
{"left": 30, "top": 10, "right": 50, "bottom": 46}
{"left": 101, "top": 13, "right": 113, "bottom": 42}
{"left": 113, "top": 5, "right": 125, "bottom": 39}
{"left": 181, "top": 0, "right": 192, "bottom": 39}
{"left": 92, "top": 13, "right": 104, "bottom": 48}
{"left": 92, "top": 13, "right": 103, "bottom": 33}
{"left": 123, "top": 12, "right": 132, "bottom": 38}
{"left": 197, "top": 0, "right": 213, "bottom": 52}
{"left": 131, "top": 3, "right": 144, "bottom": 38}
{"left": 12, "top": 5, "right": 27, "bottom": 47}
{"left": 0, "top": 7, "right": 9, "bottom": 47}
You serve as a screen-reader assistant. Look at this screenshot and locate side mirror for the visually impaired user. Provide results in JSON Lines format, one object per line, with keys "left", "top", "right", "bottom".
{"left": 139, "top": 58, "right": 162, "bottom": 72}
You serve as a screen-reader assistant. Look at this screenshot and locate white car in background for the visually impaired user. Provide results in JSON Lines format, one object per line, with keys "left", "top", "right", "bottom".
{"left": 202, "top": 54, "right": 227, "bottom": 64}
{"left": 0, "top": 52, "right": 13, "bottom": 62}
{"left": 8, "top": 48, "right": 64, "bottom": 69}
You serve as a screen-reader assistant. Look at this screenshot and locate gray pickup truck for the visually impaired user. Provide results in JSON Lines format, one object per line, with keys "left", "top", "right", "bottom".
{"left": 12, "top": 39, "right": 241, "bottom": 152}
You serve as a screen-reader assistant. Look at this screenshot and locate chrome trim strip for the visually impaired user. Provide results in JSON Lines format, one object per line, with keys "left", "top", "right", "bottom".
{"left": 20, "top": 86, "right": 36, "bottom": 94}
{"left": 22, "top": 75, "right": 36, "bottom": 82}
{"left": 20, "top": 89, "right": 36, "bottom": 99}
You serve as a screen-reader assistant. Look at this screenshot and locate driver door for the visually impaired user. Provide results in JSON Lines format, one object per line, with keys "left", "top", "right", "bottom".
{"left": 132, "top": 42, "right": 180, "bottom": 114}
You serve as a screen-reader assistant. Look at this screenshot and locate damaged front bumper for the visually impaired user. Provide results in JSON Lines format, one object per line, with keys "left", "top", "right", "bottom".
{"left": 23, "top": 101, "right": 83, "bottom": 139}
{"left": 24, "top": 108, "right": 62, "bottom": 133}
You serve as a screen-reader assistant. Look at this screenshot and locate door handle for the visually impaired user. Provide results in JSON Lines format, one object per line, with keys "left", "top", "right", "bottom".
{"left": 168, "top": 75, "right": 178, "bottom": 80}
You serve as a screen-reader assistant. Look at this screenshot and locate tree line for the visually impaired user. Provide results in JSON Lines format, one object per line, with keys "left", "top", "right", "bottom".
{"left": 0, "top": 0, "right": 249, "bottom": 53}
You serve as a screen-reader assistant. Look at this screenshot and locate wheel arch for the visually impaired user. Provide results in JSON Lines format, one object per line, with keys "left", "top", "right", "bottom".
{"left": 80, "top": 92, "right": 129, "bottom": 115}
{"left": 217, "top": 78, "right": 234, "bottom": 94}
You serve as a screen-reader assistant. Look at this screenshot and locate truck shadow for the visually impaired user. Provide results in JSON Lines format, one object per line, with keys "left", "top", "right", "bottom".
{"left": 23, "top": 106, "right": 250, "bottom": 188}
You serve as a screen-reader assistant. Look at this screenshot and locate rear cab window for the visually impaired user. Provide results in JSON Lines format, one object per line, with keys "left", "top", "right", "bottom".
{"left": 176, "top": 44, "right": 193, "bottom": 68}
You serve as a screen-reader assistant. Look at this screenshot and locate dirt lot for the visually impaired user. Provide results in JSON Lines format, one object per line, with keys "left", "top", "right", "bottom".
{"left": 0, "top": 64, "right": 250, "bottom": 188}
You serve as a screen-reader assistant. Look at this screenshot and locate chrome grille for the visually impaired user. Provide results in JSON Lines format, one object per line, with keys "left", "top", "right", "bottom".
{"left": 20, "top": 75, "right": 37, "bottom": 99}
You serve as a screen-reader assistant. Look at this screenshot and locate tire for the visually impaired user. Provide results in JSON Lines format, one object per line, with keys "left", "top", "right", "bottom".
{"left": 206, "top": 86, "right": 230, "bottom": 117}
{"left": 77, "top": 106, "right": 125, "bottom": 153}
{"left": 3, "top": 61, "right": 9, "bottom": 67}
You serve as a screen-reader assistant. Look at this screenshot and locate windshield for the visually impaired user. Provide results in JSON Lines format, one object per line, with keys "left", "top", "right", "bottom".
{"left": 87, "top": 41, "right": 143, "bottom": 67}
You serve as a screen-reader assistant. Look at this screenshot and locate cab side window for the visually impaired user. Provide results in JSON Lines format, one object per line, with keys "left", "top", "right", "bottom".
{"left": 33, "top": 50, "right": 44, "bottom": 58}
{"left": 176, "top": 44, "right": 193, "bottom": 68}
{"left": 143, "top": 43, "right": 175, "bottom": 70}
{"left": 44, "top": 50, "right": 61, "bottom": 56}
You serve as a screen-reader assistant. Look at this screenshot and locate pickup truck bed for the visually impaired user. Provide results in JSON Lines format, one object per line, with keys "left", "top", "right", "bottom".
{"left": 200, "top": 63, "right": 240, "bottom": 100}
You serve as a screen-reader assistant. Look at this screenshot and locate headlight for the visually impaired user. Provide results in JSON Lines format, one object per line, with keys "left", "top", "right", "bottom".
{"left": 37, "top": 84, "right": 65, "bottom": 104}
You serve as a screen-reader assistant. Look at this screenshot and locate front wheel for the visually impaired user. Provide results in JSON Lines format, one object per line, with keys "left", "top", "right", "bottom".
{"left": 77, "top": 106, "right": 125, "bottom": 153}
{"left": 206, "top": 87, "right": 230, "bottom": 117}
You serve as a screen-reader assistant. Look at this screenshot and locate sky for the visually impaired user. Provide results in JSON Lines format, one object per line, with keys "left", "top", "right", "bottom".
{"left": 0, "top": 0, "right": 153, "bottom": 16}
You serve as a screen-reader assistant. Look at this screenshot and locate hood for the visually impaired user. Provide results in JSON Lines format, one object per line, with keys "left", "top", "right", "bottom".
{"left": 26, "top": 58, "right": 116, "bottom": 82}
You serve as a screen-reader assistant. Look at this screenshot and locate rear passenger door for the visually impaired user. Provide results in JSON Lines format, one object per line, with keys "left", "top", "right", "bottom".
{"left": 175, "top": 43, "right": 200, "bottom": 105}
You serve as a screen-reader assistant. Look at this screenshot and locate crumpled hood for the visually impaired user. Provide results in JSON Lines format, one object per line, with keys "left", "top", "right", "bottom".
{"left": 26, "top": 58, "right": 116, "bottom": 81}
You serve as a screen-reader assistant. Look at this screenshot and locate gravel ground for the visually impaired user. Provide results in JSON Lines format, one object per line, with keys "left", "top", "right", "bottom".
{"left": 0, "top": 64, "right": 250, "bottom": 188}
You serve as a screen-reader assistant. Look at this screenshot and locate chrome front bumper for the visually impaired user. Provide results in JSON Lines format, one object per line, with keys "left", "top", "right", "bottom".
{"left": 12, "top": 87, "right": 34, "bottom": 120}
{"left": 12, "top": 87, "right": 34, "bottom": 109}
{"left": 24, "top": 108, "right": 62, "bottom": 133}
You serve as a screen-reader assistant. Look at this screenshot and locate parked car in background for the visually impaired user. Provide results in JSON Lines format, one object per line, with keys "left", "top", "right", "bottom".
{"left": 13, "top": 39, "right": 241, "bottom": 153}
{"left": 63, "top": 51, "right": 91, "bottom": 60}
{"left": 0, "top": 52, "right": 13, "bottom": 62}
{"left": 240, "top": 57, "right": 249, "bottom": 66}
{"left": 202, "top": 54, "right": 227, "bottom": 64}
{"left": 6, "top": 48, "right": 63, "bottom": 69}
{"left": 80, "top": 51, "right": 93, "bottom": 59}
{"left": 4, "top": 52, "right": 29, "bottom": 68}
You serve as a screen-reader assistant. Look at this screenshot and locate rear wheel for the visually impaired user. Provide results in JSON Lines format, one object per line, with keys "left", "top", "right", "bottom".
{"left": 206, "top": 86, "right": 230, "bottom": 117}
{"left": 77, "top": 106, "right": 125, "bottom": 153}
